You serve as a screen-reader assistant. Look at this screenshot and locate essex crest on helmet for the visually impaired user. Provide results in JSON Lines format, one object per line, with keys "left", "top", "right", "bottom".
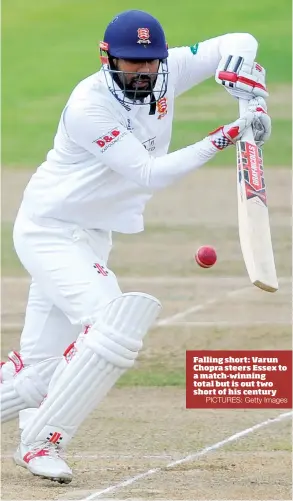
{"left": 137, "top": 28, "right": 151, "bottom": 44}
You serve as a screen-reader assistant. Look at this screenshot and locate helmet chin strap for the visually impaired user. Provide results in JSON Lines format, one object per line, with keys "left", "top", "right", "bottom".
{"left": 149, "top": 97, "right": 156, "bottom": 115}
{"left": 109, "top": 57, "right": 157, "bottom": 115}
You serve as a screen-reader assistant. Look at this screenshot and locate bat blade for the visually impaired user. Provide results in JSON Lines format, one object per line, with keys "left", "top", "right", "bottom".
{"left": 237, "top": 139, "right": 278, "bottom": 292}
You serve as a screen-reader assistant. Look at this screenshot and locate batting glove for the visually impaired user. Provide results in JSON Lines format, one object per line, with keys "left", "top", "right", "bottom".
{"left": 215, "top": 55, "right": 268, "bottom": 100}
{"left": 248, "top": 97, "right": 271, "bottom": 146}
{"left": 208, "top": 112, "right": 255, "bottom": 150}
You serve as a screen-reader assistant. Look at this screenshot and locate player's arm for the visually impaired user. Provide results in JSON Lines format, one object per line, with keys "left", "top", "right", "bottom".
{"left": 64, "top": 101, "right": 269, "bottom": 190}
{"left": 170, "top": 33, "right": 267, "bottom": 100}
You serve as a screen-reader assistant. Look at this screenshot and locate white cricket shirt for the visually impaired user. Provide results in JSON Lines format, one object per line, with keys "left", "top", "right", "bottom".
{"left": 20, "top": 33, "right": 257, "bottom": 233}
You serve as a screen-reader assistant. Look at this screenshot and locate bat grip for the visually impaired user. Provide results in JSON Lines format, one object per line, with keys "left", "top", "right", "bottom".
{"left": 238, "top": 98, "right": 255, "bottom": 144}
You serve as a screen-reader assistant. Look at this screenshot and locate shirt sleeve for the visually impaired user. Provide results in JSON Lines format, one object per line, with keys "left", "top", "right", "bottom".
{"left": 64, "top": 103, "right": 219, "bottom": 191}
{"left": 169, "top": 33, "right": 258, "bottom": 97}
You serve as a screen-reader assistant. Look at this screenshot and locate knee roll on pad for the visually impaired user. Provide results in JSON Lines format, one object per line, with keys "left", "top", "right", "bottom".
{"left": 21, "top": 293, "right": 161, "bottom": 446}
{"left": 1, "top": 357, "right": 61, "bottom": 423}
{"left": 85, "top": 326, "right": 142, "bottom": 368}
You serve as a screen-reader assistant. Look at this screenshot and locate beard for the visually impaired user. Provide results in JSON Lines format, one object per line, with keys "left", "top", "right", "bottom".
{"left": 120, "top": 74, "right": 156, "bottom": 102}
{"left": 108, "top": 58, "right": 159, "bottom": 102}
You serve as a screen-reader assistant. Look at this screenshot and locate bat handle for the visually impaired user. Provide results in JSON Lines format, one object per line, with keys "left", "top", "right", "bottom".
{"left": 238, "top": 98, "right": 255, "bottom": 144}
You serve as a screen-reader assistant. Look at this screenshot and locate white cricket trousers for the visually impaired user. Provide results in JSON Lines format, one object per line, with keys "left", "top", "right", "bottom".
{"left": 13, "top": 208, "right": 122, "bottom": 366}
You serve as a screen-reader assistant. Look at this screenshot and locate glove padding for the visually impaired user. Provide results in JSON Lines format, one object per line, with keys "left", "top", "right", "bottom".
{"left": 215, "top": 55, "right": 268, "bottom": 100}
{"left": 208, "top": 97, "right": 271, "bottom": 150}
{"left": 248, "top": 97, "right": 271, "bottom": 147}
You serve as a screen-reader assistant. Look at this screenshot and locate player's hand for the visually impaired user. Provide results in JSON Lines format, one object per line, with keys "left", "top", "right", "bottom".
{"left": 248, "top": 97, "right": 271, "bottom": 146}
{"left": 208, "top": 97, "right": 271, "bottom": 150}
{"left": 208, "top": 112, "right": 255, "bottom": 150}
{"left": 215, "top": 55, "right": 268, "bottom": 100}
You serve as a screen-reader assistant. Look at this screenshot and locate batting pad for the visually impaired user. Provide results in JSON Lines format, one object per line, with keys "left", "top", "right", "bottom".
{"left": 21, "top": 293, "right": 161, "bottom": 447}
{"left": 1, "top": 357, "right": 60, "bottom": 423}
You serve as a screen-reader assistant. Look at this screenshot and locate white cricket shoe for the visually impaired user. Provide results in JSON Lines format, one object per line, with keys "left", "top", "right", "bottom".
{"left": 14, "top": 441, "right": 72, "bottom": 484}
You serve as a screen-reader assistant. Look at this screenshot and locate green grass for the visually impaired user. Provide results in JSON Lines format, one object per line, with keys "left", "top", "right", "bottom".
{"left": 118, "top": 367, "right": 185, "bottom": 387}
{"left": 2, "top": 0, "right": 292, "bottom": 167}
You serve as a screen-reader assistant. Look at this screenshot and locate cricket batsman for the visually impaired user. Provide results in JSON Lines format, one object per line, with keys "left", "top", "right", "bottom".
{"left": 1, "top": 10, "right": 271, "bottom": 483}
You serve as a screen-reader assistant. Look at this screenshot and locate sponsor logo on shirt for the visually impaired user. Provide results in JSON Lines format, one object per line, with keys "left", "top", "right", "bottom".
{"left": 142, "top": 136, "right": 156, "bottom": 152}
{"left": 126, "top": 118, "right": 134, "bottom": 132}
{"left": 157, "top": 97, "right": 167, "bottom": 120}
{"left": 190, "top": 42, "right": 199, "bottom": 55}
{"left": 93, "top": 128, "right": 127, "bottom": 153}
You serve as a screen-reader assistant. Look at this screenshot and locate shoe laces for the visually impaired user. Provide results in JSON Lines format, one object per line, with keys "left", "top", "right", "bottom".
{"left": 33, "top": 442, "right": 64, "bottom": 460}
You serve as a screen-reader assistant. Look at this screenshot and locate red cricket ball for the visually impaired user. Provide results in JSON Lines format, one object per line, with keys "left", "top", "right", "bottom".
{"left": 195, "top": 245, "right": 217, "bottom": 268}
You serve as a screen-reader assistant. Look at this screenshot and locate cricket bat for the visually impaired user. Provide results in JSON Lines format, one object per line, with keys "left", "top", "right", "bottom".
{"left": 236, "top": 98, "right": 278, "bottom": 292}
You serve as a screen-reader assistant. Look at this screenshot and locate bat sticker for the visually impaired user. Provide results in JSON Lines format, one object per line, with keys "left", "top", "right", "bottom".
{"left": 238, "top": 142, "right": 267, "bottom": 206}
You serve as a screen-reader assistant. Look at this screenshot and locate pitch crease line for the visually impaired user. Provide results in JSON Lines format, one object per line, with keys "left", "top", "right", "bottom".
{"left": 156, "top": 285, "right": 250, "bottom": 326}
{"left": 80, "top": 411, "right": 292, "bottom": 500}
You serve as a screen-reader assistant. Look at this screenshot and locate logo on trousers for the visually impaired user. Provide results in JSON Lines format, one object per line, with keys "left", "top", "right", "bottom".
{"left": 93, "top": 263, "right": 109, "bottom": 276}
